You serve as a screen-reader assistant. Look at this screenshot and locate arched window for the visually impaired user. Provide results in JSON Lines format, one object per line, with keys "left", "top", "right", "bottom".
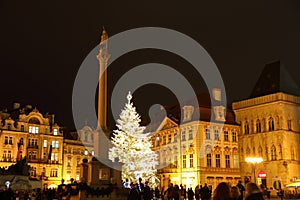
{"left": 256, "top": 119, "right": 261, "bottom": 133}
{"left": 258, "top": 146, "right": 263, "bottom": 157}
{"left": 269, "top": 117, "right": 275, "bottom": 131}
{"left": 271, "top": 145, "right": 276, "bottom": 160}
{"left": 28, "top": 117, "right": 40, "bottom": 124}
{"left": 244, "top": 121, "right": 249, "bottom": 134}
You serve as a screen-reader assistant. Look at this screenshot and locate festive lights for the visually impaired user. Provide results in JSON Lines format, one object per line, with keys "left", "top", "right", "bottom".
{"left": 109, "top": 92, "right": 159, "bottom": 188}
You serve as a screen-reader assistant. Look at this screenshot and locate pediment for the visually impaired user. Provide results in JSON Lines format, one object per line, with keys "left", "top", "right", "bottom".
{"left": 156, "top": 117, "right": 178, "bottom": 132}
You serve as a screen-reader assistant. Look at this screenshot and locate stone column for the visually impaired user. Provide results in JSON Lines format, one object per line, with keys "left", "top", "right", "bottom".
{"left": 88, "top": 160, "right": 101, "bottom": 187}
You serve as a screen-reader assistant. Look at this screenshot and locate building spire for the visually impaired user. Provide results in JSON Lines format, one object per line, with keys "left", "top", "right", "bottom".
{"left": 101, "top": 26, "right": 108, "bottom": 43}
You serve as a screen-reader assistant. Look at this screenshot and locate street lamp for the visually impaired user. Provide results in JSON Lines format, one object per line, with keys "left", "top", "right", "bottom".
{"left": 245, "top": 157, "right": 263, "bottom": 184}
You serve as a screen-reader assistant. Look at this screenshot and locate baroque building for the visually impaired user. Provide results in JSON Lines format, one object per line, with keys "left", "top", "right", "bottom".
{"left": 233, "top": 61, "right": 300, "bottom": 188}
{"left": 0, "top": 103, "right": 63, "bottom": 189}
{"left": 151, "top": 91, "right": 241, "bottom": 190}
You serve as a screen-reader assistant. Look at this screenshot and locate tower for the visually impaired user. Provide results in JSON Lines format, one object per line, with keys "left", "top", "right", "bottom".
{"left": 96, "top": 27, "right": 110, "bottom": 130}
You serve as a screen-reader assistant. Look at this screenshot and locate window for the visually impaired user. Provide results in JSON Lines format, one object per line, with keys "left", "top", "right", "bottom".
{"left": 271, "top": 145, "right": 276, "bottom": 160}
{"left": 52, "top": 141, "right": 59, "bottom": 148}
{"left": 232, "top": 132, "right": 237, "bottom": 142}
{"left": 268, "top": 118, "right": 274, "bottom": 131}
{"left": 32, "top": 151, "right": 37, "bottom": 160}
{"left": 20, "top": 125, "right": 24, "bottom": 132}
{"left": 20, "top": 138, "right": 23, "bottom": 145}
{"left": 7, "top": 151, "right": 11, "bottom": 159}
{"left": 214, "top": 129, "right": 219, "bottom": 140}
{"left": 29, "top": 126, "right": 39, "bottom": 134}
{"left": 84, "top": 150, "right": 88, "bottom": 155}
{"left": 51, "top": 153, "right": 58, "bottom": 161}
{"left": 45, "top": 128, "right": 48, "bottom": 134}
{"left": 225, "top": 155, "right": 230, "bottom": 168}
{"left": 67, "top": 157, "right": 71, "bottom": 167}
{"left": 207, "top": 154, "right": 212, "bottom": 167}
{"left": 258, "top": 146, "right": 263, "bottom": 157}
{"left": 4, "top": 136, "right": 8, "bottom": 144}
{"left": 233, "top": 155, "right": 239, "bottom": 168}
{"left": 43, "top": 140, "right": 47, "bottom": 148}
{"left": 216, "top": 154, "right": 221, "bottom": 168}
{"left": 183, "top": 155, "right": 186, "bottom": 168}
{"left": 8, "top": 137, "right": 12, "bottom": 145}
{"left": 43, "top": 153, "right": 47, "bottom": 160}
{"left": 28, "top": 152, "right": 32, "bottom": 160}
{"left": 174, "top": 156, "right": 178, "bottom": 168}
{"left": 76, "top": 174, "right": 80, "bottom": 181}
{"left": 162, "top": 136, "right": 166, "bottom": 145}
{"left": 30, "top": 167, "right": 36, "bottom": 177}
{"left": 188, "top": 129, "right": 193, "bottom": 140}
{"left": 181, "top": 131, "right": 186, "bottom": 141}
{"left": 53, "top": 128, "right": 58, "bottom": 136}
{"left": 224, "top": 131, "right": 229, "bottom": 141}
{"left": 246, "top": 147, "right": 250, "bottom": 157}
{"left": 50, "top": 168, "right": 58, "bottom": 177}
{"left": 189, "top": 154, "right": 194, "bottom": 168}
{"left": 7, "top": 123, "right": 11, "bottom": 130}
{"left": 205, "top": 129, "right": 210, "bottom": 140}
{"left": 3, "top": 150, "right": 7, "bottom": 159}
{"left": 91, "top": 150, "right": 95, "bottom": 156}
{"left": 244, "top": 121, "right": 249, "bottom": 134}
{"left": 256, "top": 120, "right": 261, "bottom": 133}
{"left": 76, "top": 157, "right": 80, "bottom": 167}
{"left": 168, "top": 134, "right": 172, "bottom": 144}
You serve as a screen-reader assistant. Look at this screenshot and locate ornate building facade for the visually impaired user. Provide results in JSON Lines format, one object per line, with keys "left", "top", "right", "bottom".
{"left": 0, "top": 104, "right": 63, "bottom": 189}
{"left": 233, "top": 61, "right": 300, "bottom": 188}
{"left": 151, "top": 92, "right": 241, "bottom": 190}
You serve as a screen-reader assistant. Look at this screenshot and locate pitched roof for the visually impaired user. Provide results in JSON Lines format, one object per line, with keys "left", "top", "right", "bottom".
{"left": 250, "top": 60, "right": 300, "bottom": 98}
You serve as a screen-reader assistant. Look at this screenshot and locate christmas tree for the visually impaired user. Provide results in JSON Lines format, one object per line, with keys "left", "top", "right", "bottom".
{"left": 109, "top": 92, "right": 158, "bottom": 188}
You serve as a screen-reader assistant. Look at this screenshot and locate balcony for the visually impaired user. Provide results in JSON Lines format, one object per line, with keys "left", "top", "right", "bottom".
{"left": 27, "top": 145, "right": 39, "bottom": 149}
{"left": 1, "top": 157, "right": 14, "bottom": 162}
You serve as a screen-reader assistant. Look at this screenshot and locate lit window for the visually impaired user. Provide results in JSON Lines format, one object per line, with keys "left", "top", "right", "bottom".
{"left": 43, "top": 140, "right": 47, "bottom": 148}
{"left": 53, "top": 128, "right": 58, "bottom": 136}
{"left": 91, "top": 150, "right": 95, "bottom": 156}
{"left": 214, "top": 129, "right": 219, "bottom": 140}
{"left": 76, "top": 174, "right": 80, "bottom": 181}
{"left": 233, "top": 155, "right": 239, "bottom": 168}
{"left": 29, "top": 126, "right": 39, "bottom": 134}
{"left": 84, "top": 150, "right": 88, "bottom": 155}
{"left": 52, "top": 141, "right": 59, "bottom": 148}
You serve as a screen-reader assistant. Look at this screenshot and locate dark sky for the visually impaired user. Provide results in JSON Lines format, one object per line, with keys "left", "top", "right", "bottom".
{"left": 0, "top": 1, "right": 300, "bottom": 130}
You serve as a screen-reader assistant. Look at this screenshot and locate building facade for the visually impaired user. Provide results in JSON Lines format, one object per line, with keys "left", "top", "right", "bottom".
{"left": 232, "top": 61, "right": 300, "bottom": 188}
{"left": 0, "top": 104, "right": 63, "bottom": 189}
{"left": 151, "top": 92, "right": 241, "bottom": 190}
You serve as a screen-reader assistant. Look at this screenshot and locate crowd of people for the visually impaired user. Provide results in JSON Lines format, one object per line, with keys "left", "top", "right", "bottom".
{"left": 124, "top": 179, "right": 290, "bottom": 200}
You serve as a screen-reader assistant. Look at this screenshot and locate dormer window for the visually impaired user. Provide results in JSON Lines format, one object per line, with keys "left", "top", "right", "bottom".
{"left": 53, "top": 128, "right": 58, "bottom": 136}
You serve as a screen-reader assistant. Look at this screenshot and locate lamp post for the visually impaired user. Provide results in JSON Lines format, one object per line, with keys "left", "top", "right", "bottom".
{"left": 245, "top": 157, "right": 263, "bottom": 184}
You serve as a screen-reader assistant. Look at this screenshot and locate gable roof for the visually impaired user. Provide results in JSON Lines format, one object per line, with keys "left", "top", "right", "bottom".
{"left": 250, "top": 60, "right": 300, "bottom": 98}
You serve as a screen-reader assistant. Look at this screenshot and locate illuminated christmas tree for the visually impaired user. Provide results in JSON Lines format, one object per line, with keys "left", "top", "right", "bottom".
{"left": 109, "top": 92, "right": 158, "bottom": 188}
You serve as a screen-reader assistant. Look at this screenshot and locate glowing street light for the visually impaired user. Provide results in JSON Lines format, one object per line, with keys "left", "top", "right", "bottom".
{"left": 245, "top": 157, "right": 263, "bottom": 184}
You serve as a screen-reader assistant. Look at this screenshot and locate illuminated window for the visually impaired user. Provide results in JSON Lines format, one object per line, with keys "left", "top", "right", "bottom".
{"left": 76, "top": 174, "right": 80, "bottom": 181}
{"left": 233, "top": 155, "right": 239, "bottom": 168}
{"left": 29, "top": 126, "right": 39, "bottom": 134}
{"left": 205, "top": 129, "right": 210, "bottom": 140}
{"left": 216, "top": 154, "right": 221, "bottom": 168}
{"left": 224, "top": 131, "right": 228, "bottom": 141}
{"left": 84, "top": 150, "right": 88, "bottom": 155}
{"left": 43, "top": 140, "right": 47, "bottom": 148}
{"left": 189, "top": 154, "right": 193, "bottom": 168}
{"left": 91, "top": 150, "right": 95, "bottom": 156}
{"left": 232, "top": 132, "right": 237, "bottom": 142}
{"left": 51, "top": 153, "right": 58, "bottom": 161}
{"left": 225, "top": 155, "right": 230, "bottom": 168}
{"left": 207, "top": 154, "right": 212, "bottom": 167}
{"left": 53, "top": 128, "right": 58, "bottom": 136}
{"left": 183, "top": 155, "right": 186, "bottom": 168}
{"left": 52, "top": 141, "right": 59, "bottom": 148}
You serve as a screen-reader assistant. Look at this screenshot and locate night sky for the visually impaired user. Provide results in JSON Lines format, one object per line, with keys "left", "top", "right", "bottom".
{"left": 1, "top": 1, "right": 300, "bottom": 130}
